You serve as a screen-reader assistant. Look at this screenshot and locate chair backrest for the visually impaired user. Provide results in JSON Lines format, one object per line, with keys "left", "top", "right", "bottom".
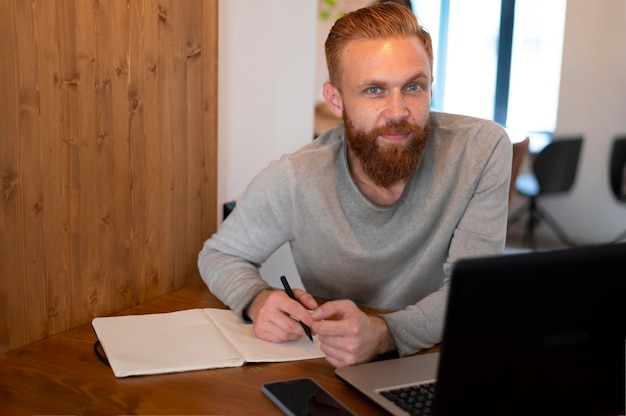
{"left": 533, "top": 136, "right": 583, "bottom": 194}
{"left": 609, "top": 136, "right": 626, "bottom": 202}
{"left": 509, "top": 138, "right": 530, "bottom": 206}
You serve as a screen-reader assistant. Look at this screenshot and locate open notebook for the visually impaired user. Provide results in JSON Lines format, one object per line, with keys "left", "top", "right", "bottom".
{"left": 93, "top": 308, "right": 324, "bottom": 377}
{"left": 336, "top": 243, "right": 626, "bottom": 416}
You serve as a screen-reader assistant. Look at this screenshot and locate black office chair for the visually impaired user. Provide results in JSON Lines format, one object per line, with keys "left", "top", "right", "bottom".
{"left": 514, "top": 136, "right": 583, "bottom": 248}
{"left": 609, "top": 136, "right": 626, "bottom": 202}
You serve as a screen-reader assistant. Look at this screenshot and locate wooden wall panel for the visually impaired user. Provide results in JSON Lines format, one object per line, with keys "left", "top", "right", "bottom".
{"left": 0, "top": 0, "right": 218, "bottom": 353}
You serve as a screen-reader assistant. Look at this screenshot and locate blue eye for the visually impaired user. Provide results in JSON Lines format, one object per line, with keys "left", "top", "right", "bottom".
{"left": 406, "top": 84, "right": 421, "bottom": 92}
{"left": 367, "top": 86, "right": 381, "bottom": 94}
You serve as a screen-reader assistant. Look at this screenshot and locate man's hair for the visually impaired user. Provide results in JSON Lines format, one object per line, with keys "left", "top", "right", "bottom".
{"left": 325, "top": 2, "right": 433, "bottom": 87}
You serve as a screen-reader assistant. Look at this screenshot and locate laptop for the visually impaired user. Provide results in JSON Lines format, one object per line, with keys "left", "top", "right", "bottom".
{"left": 336, "top": 243, "right": 626, "bottom": 416}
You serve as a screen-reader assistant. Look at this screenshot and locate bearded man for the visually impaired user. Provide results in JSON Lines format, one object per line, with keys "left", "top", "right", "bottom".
{"left": 198, "top": 3, "right": 511, "bottom": 368}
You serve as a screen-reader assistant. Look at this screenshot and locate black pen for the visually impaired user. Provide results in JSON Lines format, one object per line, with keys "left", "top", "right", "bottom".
{"left": 280, "top": 275, "right": 314, "bottom": 343}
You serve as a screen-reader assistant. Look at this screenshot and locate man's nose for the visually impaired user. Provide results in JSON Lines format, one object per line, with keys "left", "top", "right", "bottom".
{"left": 383, "top": 91, "right": 410, "bottom": 121}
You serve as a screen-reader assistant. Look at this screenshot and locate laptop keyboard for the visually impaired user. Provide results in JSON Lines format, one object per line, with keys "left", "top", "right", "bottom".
{"left": 380, "top": 381, "right": 436, "bottom": 416}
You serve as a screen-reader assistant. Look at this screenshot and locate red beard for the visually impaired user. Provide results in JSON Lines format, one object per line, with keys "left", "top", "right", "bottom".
{"left": 344, "top": 115, "right": 431, "bottom": 187}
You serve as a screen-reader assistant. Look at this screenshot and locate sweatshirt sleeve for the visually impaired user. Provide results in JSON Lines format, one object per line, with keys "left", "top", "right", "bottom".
{"left": 197, "top": 157, "right": 295, "bottom": 316}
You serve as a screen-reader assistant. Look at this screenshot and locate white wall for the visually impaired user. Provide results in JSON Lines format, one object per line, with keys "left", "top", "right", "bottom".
{"left": 544, "top": 0, "right": 626, "bottom": 244}
{"left": 218, "top": 1, "right": 317, "bottom": 287}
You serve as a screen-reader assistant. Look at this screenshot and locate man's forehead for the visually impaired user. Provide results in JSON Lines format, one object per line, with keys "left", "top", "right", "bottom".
{"left": 340, "top": 37, "right": 432, "bottom": 82}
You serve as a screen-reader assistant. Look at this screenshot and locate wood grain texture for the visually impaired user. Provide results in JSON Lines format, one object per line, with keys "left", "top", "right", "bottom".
{"left": 0, "top": 0, "right": 218, "bottom": 353}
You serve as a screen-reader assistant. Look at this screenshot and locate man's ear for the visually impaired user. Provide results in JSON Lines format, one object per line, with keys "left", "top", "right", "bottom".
{"left": 322, "top": 82, "right": 344, "bottom": 119}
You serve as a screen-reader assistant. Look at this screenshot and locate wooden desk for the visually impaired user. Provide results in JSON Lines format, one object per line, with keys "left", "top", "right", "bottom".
{"left": 0, "top": 280, "right": 438, "bottom": 415}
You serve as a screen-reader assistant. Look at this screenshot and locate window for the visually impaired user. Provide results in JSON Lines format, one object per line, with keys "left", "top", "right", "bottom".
{"left": 412, "top": 0, "right": 566, "bottom": 134}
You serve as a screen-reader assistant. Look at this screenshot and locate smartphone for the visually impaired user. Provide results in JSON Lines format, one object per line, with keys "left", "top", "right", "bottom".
{"left": 262, "top": 377, "right": 356, "bottom": 416}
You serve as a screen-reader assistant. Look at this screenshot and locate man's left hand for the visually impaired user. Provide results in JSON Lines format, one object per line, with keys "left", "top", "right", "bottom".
{"left": 311, "top": 300, "right": 396, "bottom": 368}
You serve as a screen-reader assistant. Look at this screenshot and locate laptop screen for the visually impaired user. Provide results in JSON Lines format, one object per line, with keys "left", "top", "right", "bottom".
{"left": 434, "top": 243, "right": 626, "bottom": 415}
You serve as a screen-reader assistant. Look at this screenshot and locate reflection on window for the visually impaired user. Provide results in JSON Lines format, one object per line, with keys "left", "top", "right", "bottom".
{"left": 443, "top": 0, "right": 502, "bottom": 120}
{"left": 507, "top": 0, "right": 566, "bottom": 132}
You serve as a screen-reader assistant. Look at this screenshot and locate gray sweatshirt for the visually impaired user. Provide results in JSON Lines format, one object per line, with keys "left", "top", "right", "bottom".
{"left": 198, "top": 112, "right": 512, "bottom": 356}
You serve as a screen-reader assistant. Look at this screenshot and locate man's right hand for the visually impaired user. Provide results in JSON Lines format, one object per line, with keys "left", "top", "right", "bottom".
{"left": 245, "top": 288, "right": 318, "bottom": 343}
